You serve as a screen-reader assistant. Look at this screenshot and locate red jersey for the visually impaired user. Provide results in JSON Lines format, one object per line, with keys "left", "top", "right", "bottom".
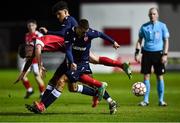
{"left": 39, "top": 35, "right": 65, "bottom": 52}
{"left": 25, "top": 31, "right": 43, "bottom": 43}
{"left": 25, "top": 31, "right": 43, "bottom": 64}
{"left": 29, "top": 35, "right": 65, "bottom": 52}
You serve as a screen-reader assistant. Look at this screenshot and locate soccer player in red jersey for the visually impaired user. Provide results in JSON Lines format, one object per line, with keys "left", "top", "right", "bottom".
{"left": 18, "top": 19, "right": 45, "bottom": 98}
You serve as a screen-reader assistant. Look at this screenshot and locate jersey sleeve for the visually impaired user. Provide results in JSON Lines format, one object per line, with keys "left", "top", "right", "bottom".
{"left": 162, "top": 24, "right": 170, "bottom": 40}
{"left": 91, "top": 29, "right": 115, "bottom": 44}
{"left": 37, "top": 31, "right": 43, "bottom": 37}
{"left": 47, "top": 19, "right": 72, "bottom": 37}
{"left": 64, "top": 31, "right": 74, "bottom": 63}
{"left": 138, "top": 26, "right": 144, "bottom": 39}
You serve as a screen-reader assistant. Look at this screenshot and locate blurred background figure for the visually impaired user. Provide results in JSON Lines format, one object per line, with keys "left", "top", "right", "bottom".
{"left": 18, "top": 19, "right": 45, "bottom": 99}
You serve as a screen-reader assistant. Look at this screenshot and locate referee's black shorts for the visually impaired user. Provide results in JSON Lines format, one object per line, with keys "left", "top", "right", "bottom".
{"left": 141, "top": 50, "right": 166, "bottom": 75}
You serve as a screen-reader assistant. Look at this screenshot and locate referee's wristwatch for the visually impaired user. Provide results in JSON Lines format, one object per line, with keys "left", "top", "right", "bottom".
{"left": 163, "top": 53, "right": 168, "bottom": 56}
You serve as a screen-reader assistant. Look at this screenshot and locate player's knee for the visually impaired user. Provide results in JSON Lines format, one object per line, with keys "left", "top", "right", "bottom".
{"left": 89, "top": 54, "right": 99, "bottom": 64}
{"left": 33, "top": 70, "right": 40, "bottom": 76}
{"left": 22, "top": 76, "right": 28, "bottom": 81}
{"left": 68, "top": 84, "right": 78, "bottom": 92}
{"left": 90, "top": 57, "right": 99, "bottom": 64}
{"left": 56, "top": 79, "right": 65, "bottom": 89}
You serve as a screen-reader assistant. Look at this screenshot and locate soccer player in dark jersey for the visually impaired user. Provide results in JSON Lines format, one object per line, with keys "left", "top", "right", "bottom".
{"left": 25, "top": 19, "right": 119, "bottom": 114}
{"left": 39, "top": 1, "right": 132, "bottom": 80}
{"left": 16, "top": 1, "right": 130, "bottom": 114}
{"left": 16, "top": 1, "right": 131, "bottom": 83}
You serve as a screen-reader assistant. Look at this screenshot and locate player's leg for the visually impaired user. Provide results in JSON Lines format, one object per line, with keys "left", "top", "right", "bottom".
{"left": 41, "top": 60, "right": 67, "bottom": 102}
{"left": 26, "top": 74, "right": 67, "bottom": 113}
{"left": 79, "top": 74, "right": 107, "bottom": 101}
{"left": 103, "top": 91, "right": 117, "bottom": 114}
{"left": 26, "top": 61, "right": 68, "bottom": 113}
{"left": 139, "top": 53, "right": 151, "bottom": 106}
{"left": 68, "top": 83, "right": 117, "bottom": 114}
{"left": 22, "top": 70, "right": 34, "bottom": 99}
{"left": 89, "top": 51, "right": 132, "bottom": 79}
{"left": 68, "top": 83, "right": 96, "bottom": 96}
{"left": 65, "top": 63, "right": 108, "bottom": 101}
{"left": 156, "top": 74, "right": 167, "bottom": 106}
{"left": 40, "top": 74, "right": 67, "bottom": 109}
{"left": 154, "top": 56, "right": 167, "bottom": 106}
{"left": 139, "top": 74, "right": 150, "bottom": 106}
{"left": 32, "top": 62, "right": 45, "bottom": 98}
{"left": 20, "top": 59, "right": 34, "bottom": 99}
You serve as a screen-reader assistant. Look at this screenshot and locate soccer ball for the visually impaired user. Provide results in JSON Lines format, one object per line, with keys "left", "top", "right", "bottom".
{"left": 132, "top": 82, "right": 146, "bottom": 96}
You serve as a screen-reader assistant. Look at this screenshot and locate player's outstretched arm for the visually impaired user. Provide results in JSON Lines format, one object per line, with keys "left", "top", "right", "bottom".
{"left": 14, "top": 59, "right": 33, "bottom": 84}
{"left": 113, "top": 41, "right": 120, "bottom": 49}
{"left": 97, "top": 31, "right": 120, "bottom": 49}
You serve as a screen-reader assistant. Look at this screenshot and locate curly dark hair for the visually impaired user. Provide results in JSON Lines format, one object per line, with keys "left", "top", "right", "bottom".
{"left": 52, "top": 1, "right": 69, "bottom": 14}
{"left": 79, "top": 19, "right": 89, "bottom": 30}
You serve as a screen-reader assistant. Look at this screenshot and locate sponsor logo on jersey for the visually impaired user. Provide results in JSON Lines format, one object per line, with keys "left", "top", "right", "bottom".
{"left": 72, "top": 46, "right": 86, "bottom": 51}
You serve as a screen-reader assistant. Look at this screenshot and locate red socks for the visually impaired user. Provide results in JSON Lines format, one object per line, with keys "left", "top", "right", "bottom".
{"left": 39, "top": 84, "right": 45, "bottom": 93}
{"left": 99, "top": 56, "right": 123, "bottom": 68}
{"left": 22, "top": 80, "right": 32, "bottom": 90}
{"left": 80, "top": 74, "right": 102, "bottom": 87}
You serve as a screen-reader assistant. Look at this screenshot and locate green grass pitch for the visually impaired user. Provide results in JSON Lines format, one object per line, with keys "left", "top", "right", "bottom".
{"left": 0, "top": 69, "right": 180, "bottom": 122}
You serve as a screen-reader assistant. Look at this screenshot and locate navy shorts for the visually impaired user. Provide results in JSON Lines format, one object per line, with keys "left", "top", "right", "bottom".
{"left": 141, "top": 50, "right": 165, "bottom": 75}
{"left": 49, "top": 60, "right": 68, "bottom": 85}
{"left": 65, "top": 61, "right": 92, "bottom": 83}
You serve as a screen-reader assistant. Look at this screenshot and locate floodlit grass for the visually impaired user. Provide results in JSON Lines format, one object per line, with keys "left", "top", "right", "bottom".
{"left": 0, "top": 69, "right": 180, "bottom": 122}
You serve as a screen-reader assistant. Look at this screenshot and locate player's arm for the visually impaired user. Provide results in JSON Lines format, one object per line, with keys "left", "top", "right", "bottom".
{"left": 94, "top": 30, "right": 120, "bottom": 49}
{"left": 161, "top": 24, "right": 170, "bottom": 64}
{"left": 35, "top": 44, "right": 43, "bottom": 68}
{"left": 162, "top": 38, "right": 169, "bottom": 64}
{"left": 14, "top": 58, "right": 33, "bottom": 84}
{"left": 163, "top": 38, "right": 169, "bottom": 55}
{"left": 134, "top": 26, "right": 144, "bottom": 63}
{"left": 134, "top": 37, "right": 143, "bottom": 63}
{"left": 34, "top": 44, "right": 47, "bottom": 78}
{"left": 44, "top": 19, "right": 72, "bottom": 37}
{"left": 64, "top": 32, "right": 77, "bottom": 70}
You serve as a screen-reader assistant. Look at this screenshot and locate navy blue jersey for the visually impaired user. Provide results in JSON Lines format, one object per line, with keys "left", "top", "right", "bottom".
{"left": 47, "top": 16, "right": 78, "bottom": 37}
{"left": 65, "top": 27, "right": 115, "bottom": 64}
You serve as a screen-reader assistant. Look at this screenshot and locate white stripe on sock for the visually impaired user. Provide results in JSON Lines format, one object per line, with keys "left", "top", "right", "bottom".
{"left": 107, "top": 97, "right": 113, "bottom": 103}
{"left": 77, "top": 85, "right": 83, "bottom": 93}
{"left": 27, "top": 87, "right": 33, "bottom": 92}
{"left": 47, "top": 85, "right": 53, "bottom": 90}
{"left": 52, "top": 89, "right": 61, "bottom": 98}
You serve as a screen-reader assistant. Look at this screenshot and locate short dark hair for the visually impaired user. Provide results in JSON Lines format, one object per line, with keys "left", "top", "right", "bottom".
{"left": 18, "top": 44, "right": 26, "bottom": 58}
{"left": 52, "top": 1, "right": 69, "bottom": 14}
{"left": 78, "top": 19, "right": 89, "bottom": 30}
{"left": 26, "top": 19, "right": 37, "bottom": 25}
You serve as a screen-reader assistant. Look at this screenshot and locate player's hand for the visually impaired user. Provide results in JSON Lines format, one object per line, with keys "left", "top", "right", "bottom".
{"left": 14, "top": 79, "right": 20, "bottom": 84}
{"left": 71, "top": 63, "right": 77, "bottom": 71}
{"left": 135, "top": 54, "right": 141, "bottom": 63}
{"left": 14, "top": 72, "right": 25, "bottom": 84}
{"left": 161, "top": 55, "right": 168, "bottom": 64}
{"left": 113, "top": 41, "right": 120, "bottom": 49}
{"left": 39, "top": 27, "right": 48, "bottom": 34}
{"left": 39, "top": 66, "right": 47, "bottom": 79}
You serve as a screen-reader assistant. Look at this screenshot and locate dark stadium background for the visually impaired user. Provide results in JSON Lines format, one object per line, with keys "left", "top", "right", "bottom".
{"left": 0, "top": 0, "right": 178, "bottom": 68}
